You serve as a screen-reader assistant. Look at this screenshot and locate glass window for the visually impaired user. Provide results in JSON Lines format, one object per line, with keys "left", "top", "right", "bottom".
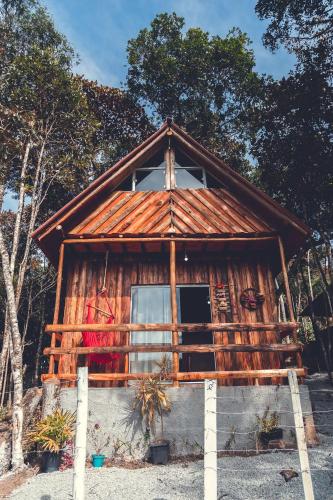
{"left": 175, "top": 168, "right": 205, "bottom": 188}
{"left": 115, "top": 147, "right": 224, "bottom": 192}
{"left": 117, "top": 174, "right": 133, "bottom": 191}
{"left": 130, "top": 286, "right": 171, "bottom": 373}
{"left": 206, "top": 172, "right": 223, "bottom": 189}
{"left": 137, "top": 150, "right": 165, "bottom": 169}
{"left": 135, "top": 169, "right": 165, "bottom": 191}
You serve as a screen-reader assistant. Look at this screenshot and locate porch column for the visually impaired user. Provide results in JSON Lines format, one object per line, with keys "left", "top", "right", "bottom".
{"left": 278, "top": 236, "right": 302, "bottom": 368}
{"left": 170, "top": 240, "right": 179, "bottom": 386}
{"left": 278, "top": 236, "right": 295, "bottom": 323}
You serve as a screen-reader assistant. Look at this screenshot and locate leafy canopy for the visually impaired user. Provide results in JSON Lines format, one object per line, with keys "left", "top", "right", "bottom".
{"left": 255, "top": 0, "right": 333, "bottom": 70}
{"left": 252, "top": 67, "right": 333, "bottom": 234}
{"left": 126, "top": 12, "right": 262, "bottom": 174}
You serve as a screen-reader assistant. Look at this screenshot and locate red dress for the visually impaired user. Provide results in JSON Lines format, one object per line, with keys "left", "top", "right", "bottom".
{"left": 81, "top": 295, "right": 121, "bottom": 366}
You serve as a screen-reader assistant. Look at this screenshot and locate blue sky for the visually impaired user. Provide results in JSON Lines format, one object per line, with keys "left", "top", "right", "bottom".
{"left": 5, "top": 0, "right": 295, "bottom": 211}
{"left": 43, "top": 0, "right": 295, "bottom": 86}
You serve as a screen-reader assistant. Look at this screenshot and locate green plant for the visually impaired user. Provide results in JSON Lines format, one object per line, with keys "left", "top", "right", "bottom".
{"left": 256, "top": 409, "right": 279, "bottom": 434}
{"left": 28, "top": 409, "right": 75, "bottom": 453}
{"left": 0, "top": 406, "right": 8, "bottom": 422}
{"left": 133, "top": 355, "right": 172, "bottom": 439}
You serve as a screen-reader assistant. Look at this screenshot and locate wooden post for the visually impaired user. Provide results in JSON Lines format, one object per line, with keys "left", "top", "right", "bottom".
{"left": 288, "top": 370, "right": 314, "bottom": 500}
{"left": 170, "top": 240, "right": 179, "bottom": 387}
{"left": 49, "top": 243, "right": 65, "bottom": 375}
{"left": 278, "top": 237, "right": 303, "bottom": 368}
{"left": 278, "top": 236, "right": 295, "bottom": 323}
{"left": 204, "top": 379, "right": 217, "bottom": 500}
{"left": 73, "top": 367, "right": 88, "bottom": 500}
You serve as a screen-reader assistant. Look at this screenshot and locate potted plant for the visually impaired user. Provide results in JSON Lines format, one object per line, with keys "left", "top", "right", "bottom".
{"left": 28, "top": 409, "right": 75, "bottom": 472}
{"left": 133, "top": 355, "right": 172, "bottom": 465}
{"left": 256, "top": 409, "right": 282, "bottom": 448}
{"left": 88, "top": 423, "right": 110, "bottom": 467}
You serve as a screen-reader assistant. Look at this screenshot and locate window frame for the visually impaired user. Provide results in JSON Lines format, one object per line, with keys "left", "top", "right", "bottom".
{"left": 120, "top": 147, "right": 222, "bottom": 191}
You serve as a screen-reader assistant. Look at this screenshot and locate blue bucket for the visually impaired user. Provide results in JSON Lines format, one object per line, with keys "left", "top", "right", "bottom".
{"left": 92, "top": 454, "right": 105, "bottom": 467}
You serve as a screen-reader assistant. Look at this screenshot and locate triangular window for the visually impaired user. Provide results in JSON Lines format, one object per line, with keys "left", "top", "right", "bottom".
{"left": 116, "top": 146, "right": 223, "bottom": 191}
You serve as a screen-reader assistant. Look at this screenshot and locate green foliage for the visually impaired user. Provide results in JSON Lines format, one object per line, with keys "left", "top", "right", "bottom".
{"left": 28, "top": 409, "right": 75, "bottom": 453}
{"left": 251, "top": 67, "right": 333, "bottom": 234}
{"left": 255, "top": 0, "right": 333, "bottom": 63}
{"left": 256, "top": 409, "right": 279, "bottom": 433}
{"left": 80, "top": 78, "right": 154, "bottom": 177}
{"left": 0, "top": 405, "right": 7, "bottom": 421}
{"left": 126, "top": 12, "right": 262, "bottom": 174}
{"left": 133, "top": 355, "right": 172, "bottom": 437}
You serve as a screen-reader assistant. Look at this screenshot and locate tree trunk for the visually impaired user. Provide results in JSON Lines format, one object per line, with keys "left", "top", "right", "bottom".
{"left": 310, "top": 240, "right": 333, "bottom": 317}
{"left": 300, "top": 261, "right": 332, "bottom": 384}
{"left": 34, "top": 292, "right": 45, "bottom": 383}
{"left": 10, "top": 141, "right": 31, "bottom": 275}
{"left": 0, "top": 141, "right": 30, "bottom": 402}
{"left": 15, "top": 140, "right": 45, "bottom": 305}
{"left": 307, "top": 250, "right": 314, "bottom": 301}
{"left": 0, "top": 226, "right": 24, "bottom": 469}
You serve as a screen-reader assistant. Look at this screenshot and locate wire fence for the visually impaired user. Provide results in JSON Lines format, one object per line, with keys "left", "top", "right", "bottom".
{"left": 204, "top": 374, "right": 333, "bottom": 500}
{"left": 2, "top": 373, "right": 333, "bottom": 500}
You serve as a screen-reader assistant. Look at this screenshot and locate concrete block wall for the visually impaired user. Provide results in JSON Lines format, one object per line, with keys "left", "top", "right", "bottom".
{"left": 58, "top": 384, "right": 314, "bottom": 460}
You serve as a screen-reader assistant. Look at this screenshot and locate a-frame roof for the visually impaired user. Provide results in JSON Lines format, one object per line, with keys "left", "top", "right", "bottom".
{"left": 32, "top": 120, "right": 310, "bottom": 263}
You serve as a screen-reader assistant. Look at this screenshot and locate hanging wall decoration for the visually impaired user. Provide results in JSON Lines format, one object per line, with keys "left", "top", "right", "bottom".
{"left": 240, "top": 288, "right": 265, "bottom": 310}
{"left": 214, "top": 283, "right": 229, "bottom": 313}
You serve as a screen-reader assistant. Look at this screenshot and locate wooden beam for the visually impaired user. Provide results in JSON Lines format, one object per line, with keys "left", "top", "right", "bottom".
{"left": 41, "top": 367, "right": 306, "bottom": 382}
{"left": 49, "top": 243, "right": 65, "bottom": 375}
{"left": 63, "top": 236, "right": 277, "bottom": 245}
{"left": 45, "top": 331, "right": 62, "bottom": 342}
{"left": 44, "top": 343, "right": 303, "bottom": 355}
{"left": 45, "top": 321, "right": 299, "bottom": 333}
{"left": 170, "top": 240, "right": 179, "bottom": 386}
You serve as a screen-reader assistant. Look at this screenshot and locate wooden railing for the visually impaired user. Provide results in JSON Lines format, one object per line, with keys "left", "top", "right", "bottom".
{"left": 42, "top": 321, "right": 306, "bottom": 382}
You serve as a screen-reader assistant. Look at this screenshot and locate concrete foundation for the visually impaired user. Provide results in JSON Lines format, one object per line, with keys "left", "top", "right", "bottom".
{"left": 54, "top": 384, "right": 315, "bottom": 460}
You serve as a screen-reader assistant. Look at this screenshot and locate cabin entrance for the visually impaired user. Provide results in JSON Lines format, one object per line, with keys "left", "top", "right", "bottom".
{"left": 178, "top": 285, "right": 215, "bottom": 373}
{"left": 129, "top": 284, "right": 215, "bottom": 374}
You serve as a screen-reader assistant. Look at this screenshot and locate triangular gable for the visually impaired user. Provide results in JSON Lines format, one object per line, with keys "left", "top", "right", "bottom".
{"left": 32, "top": 119, "right": 310, "bottom": 262}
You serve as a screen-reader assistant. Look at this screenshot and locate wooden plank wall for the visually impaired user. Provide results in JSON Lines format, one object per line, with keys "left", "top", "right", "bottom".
{"left": 58, "top": 252, "right": 279, "bottom": 386}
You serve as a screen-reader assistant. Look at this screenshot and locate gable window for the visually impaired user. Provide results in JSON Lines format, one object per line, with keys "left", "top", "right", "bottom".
{"left": 117, "top": 147, "right": 223, "bottom": 191}
{"left": 174, "top": 149, "right": 205, "bottom": 188}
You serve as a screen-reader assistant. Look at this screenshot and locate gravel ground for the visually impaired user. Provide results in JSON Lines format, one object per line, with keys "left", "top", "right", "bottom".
{"left": 9, "top": 434, "right": 333, "bottom": 500}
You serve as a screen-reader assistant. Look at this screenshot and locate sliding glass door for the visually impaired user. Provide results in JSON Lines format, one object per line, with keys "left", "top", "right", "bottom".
{"left": 130, "top": 286, "right": 172, "bottom": 373}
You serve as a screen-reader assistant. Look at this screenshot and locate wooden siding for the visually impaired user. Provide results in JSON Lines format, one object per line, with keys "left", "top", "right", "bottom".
{"left": 68, "top": 188, "right": 274, "bottom": 237}
{"left": 58, "top": 252, "right": 279, "bottom": 386}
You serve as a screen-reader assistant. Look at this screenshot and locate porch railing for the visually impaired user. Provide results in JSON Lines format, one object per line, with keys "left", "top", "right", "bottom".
{"left": 42, "top": 321, "right": 305, "bottom": 382}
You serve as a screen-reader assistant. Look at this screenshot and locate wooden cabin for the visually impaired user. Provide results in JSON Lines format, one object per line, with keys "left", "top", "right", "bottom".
{"left": 33, "top": 119, "right": 310, "bottom": 386}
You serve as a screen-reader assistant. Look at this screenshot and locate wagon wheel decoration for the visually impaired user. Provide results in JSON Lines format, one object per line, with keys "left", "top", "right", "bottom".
{"left": 240, "top": 288, "right": 265, "bottom": 310}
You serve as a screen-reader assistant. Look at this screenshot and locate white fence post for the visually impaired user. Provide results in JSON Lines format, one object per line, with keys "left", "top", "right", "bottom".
{"left": 204, "top": 379, "right": 217, "bottom": 500}
{"left": 73, "top": 367, "right": 88, "bottom": 500}
{"left": 288, "top": 370, "right": 314, "bottom": 500}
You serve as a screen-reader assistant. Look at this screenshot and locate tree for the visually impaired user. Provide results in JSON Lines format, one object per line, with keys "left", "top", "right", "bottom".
{"left": 252, "top": 68, "right": 333, "bottom": 234}
{"left": 254, "top": 1, "right": 333, "bottom": 342}
{"left": 255, "top": 0, "right": 333, "bottom": 67}
{"left": 126, "top": 12, "right": 262, "bottom": 174}
{"left": 77, "top": 79, "right": 154, "bottom": 180}
{"left": 0, "top": 0, "right": 98, "bottom": 468}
